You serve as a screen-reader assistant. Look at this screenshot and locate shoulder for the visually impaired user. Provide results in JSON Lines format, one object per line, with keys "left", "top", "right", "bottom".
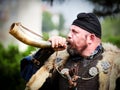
{"left": 102, "top": 42, "right": 120, "bottom": 52}
{"left": 102, "top": 42, "right": 120, "bottom": 61}
{"left": 97, "top": 42, "right": 120, "bottom": 75}
{"left": 97, "top": 43, "right": 120, "bottom": 90}
{"left": 96, "top": 42, "right": 120, "bottom": 74}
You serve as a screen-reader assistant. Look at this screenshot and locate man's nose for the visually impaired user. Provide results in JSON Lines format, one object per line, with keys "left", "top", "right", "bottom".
{"left": 67, "top": 32, "right": 72, "bottom": 39}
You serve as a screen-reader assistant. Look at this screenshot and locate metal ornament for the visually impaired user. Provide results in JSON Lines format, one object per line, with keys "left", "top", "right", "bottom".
{"left": 60, "top": 68, "right": 70, "bottom": 79}
{"left": 61, "top": 68, "right": 69, "bottom": 74}
{"left": 89, "top": 67, "right": 98, "bottom": 77}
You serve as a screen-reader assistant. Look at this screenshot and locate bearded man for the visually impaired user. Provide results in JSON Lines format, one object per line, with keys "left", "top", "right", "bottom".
{"left": 24, "top": 13, "right": 120, "bottom": 90}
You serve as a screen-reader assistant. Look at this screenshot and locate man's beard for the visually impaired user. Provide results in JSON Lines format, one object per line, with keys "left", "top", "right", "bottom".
{"left": 67, "top": 43, "right": 87, "bottom": 56}
{"left": 67, "top": 45, "right": 79, "bottom": 56}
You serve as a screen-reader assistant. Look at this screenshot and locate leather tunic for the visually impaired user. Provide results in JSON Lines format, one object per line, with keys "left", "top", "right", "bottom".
{"left": 58, "top": 45, "right": 103, "bottom": 90}
{"left": 58, "top": 56, "right": 102, "bottom": 90}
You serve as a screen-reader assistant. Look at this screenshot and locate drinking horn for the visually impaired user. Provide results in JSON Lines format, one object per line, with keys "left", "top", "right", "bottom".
{"left": 9, "top": 22, "right": 51, "bottom": 48}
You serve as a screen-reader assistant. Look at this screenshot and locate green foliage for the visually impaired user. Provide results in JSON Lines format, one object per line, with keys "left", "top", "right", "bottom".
{"left": 42, "top": 32, "right": 49, "bottom": 40}
{"left": 102, "top": 15, "right": 120, "bottom": 47}
{"left": 42, "top": 11, "right": 56, "bottom": 32}
{"left": 58, "top": 14, "right": 65, "bottom": 31}
{"left": 42, "top": 11, "right": 65, "bottom": 35}
{"left": 22, "top": 46, "right": 36, "bottom": 56}
{"left": 102, "top": 36, "right": 120, "bottom": 48}
{"left": 0, "top": 43, "right": 36, "bottom": 90}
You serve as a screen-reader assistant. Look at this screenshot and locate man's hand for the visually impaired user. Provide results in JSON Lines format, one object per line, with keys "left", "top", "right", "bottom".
{"left": 49, "top": 36, "right": 67, "bottom": 51}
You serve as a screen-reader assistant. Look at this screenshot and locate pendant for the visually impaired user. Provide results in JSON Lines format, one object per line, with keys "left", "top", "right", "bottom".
{"left": 89, "top": 67, "right": 98, "bottom": 77}
{"left": 61, "top": 68, "right": 69, "bottom": 74}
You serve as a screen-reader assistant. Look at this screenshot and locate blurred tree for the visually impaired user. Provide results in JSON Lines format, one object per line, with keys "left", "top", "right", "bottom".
{"left": 42, "top": 11, "right": 56, "bottom": 32}
{"left": 0, "top": 43, "right": 36, "bottom": 90}
{"left": 102, "top": 16, "right": 120, "bottom": 36}
{"left": 102, "top": 15, "right": 120, "bottom": 47}
{"left": 58, "top": 14, "right": 65, "bottom": 31}
{"left": 43, "top": 0, "right": 120, "bottom": 17}
{"left": 87, "top": 0, "right": 120, "bottom": 17}
{"left": 42, "top": 0, "right": 65, "bottom": 6}
{"left": 42, "top": 11, "right": 65, "bottom": 36}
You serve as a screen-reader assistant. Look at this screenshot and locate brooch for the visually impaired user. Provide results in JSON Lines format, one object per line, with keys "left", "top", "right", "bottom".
{"left": 89, "top": 67, "right": 98, "bottom": 77}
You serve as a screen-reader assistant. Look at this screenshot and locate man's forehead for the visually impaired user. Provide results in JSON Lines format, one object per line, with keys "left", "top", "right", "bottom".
{"left": 70, "top": 25, "right": 89, "bottom": 33}
{"left": 70, "top": 25, "right": 80, "bottom": 30}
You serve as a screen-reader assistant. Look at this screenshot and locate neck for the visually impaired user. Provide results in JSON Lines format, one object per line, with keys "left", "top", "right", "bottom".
{"left": 81, "top": 43, "right": 101, "bottom": 58}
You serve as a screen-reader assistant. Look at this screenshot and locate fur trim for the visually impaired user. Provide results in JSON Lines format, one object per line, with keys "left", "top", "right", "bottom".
{"left": 97, "top": 42, "right": 120, "bottom": 90}
{"left": 25, "top": 49, "right": 69, "bottom": 90}
{"left": 25, "top": 66, "right": 49, "bottom": 90}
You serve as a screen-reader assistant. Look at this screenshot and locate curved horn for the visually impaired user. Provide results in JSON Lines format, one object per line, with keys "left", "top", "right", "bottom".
{"left": 9, "top": 23, "right": 51, "bottom": 48}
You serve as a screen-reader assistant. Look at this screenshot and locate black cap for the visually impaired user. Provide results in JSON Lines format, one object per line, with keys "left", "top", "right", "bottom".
{"left": 72, "top": 13, "right": 101, "bottom": 38}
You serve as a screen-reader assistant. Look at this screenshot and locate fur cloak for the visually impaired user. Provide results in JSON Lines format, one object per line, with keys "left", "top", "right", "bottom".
{"left": 25, "top": 43, "right": 120, "bottom": 90}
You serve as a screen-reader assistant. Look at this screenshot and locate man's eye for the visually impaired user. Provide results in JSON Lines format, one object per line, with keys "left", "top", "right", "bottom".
{"left": 72, "top": 30, "right": 77, "bottom": 33}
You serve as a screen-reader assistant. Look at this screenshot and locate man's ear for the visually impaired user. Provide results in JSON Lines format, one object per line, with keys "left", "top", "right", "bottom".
{"left": 90, "top": 34, "right": 95, "bottom": 41}
{"left": 87, "top": 34, "right": 95, "bottom": 44}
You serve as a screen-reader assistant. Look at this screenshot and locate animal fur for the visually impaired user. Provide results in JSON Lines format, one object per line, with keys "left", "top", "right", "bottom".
{"left": 25, "top": 50, "right": 69, "bottom": 90}
{"left": 25, "top": 42, "right": 120, "bottom": 90}
{"left": 97, "top": 43, "right": 120, "bottom": 90}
